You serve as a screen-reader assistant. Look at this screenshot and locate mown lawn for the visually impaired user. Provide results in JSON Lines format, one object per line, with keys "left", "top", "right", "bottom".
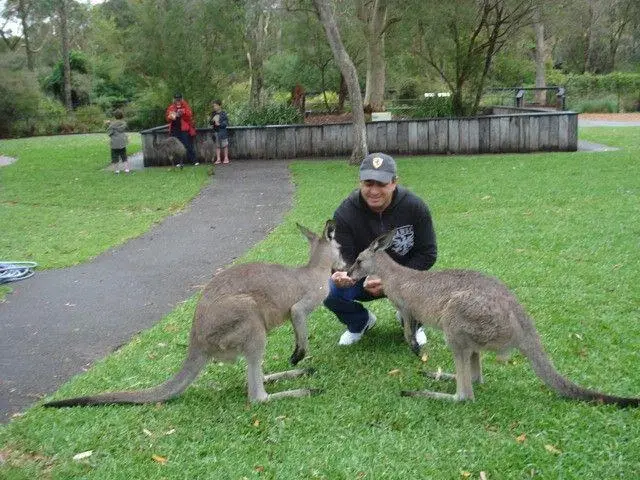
{"left": 1, "top": 127, "right": 639, "bottom": 479}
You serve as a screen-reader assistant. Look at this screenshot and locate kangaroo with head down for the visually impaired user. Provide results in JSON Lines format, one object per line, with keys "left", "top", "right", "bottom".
{"left": 347, "top": 228, "right": 640, "bottom": 408}
{"left": 45, "top": 220, "right": 344, "bottom": 407}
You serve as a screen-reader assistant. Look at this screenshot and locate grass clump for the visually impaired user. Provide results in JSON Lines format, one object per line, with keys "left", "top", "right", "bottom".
{"left": 1, "top": 127, "right": 639, "bottom": 478}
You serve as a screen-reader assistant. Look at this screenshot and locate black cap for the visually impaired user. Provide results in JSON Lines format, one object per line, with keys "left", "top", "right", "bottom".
{"left": 173, "top": 92, "right": 183, "bottom": 99}
{"left": 359, "top": 153, "right": 397, "bottom": 183}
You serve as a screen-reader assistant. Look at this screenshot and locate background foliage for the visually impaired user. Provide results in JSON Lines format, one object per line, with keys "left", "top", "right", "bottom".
{"left": 1, "top": 0, "right": 640, "bottom": 137}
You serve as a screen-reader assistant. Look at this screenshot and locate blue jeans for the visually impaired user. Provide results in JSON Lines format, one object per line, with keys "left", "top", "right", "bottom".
{"left": 173, "top": 131, "right": 196, "bottom": 163}
{"left": 323, "top": 278, "right": 380, "bottom": 333}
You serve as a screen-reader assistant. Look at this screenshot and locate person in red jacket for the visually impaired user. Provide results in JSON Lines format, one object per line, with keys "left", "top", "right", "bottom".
{"left": 165, "top": 92, "right": 197, "bottom": 166}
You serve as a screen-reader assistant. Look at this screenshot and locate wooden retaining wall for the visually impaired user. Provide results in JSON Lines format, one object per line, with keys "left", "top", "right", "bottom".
{"left": 141, "top": 109, "right": 578, "bottom": 166}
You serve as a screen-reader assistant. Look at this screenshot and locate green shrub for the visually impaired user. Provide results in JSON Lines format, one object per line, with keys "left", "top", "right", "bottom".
{"left": 0, "top": 54, "right": 42, "bottom": 138}
{"left": 389, "top": 96, "right": 454, "bottom": 119}
{"left": 306, "top": 91, "right": 339, "bottom": 112}
{"left": 233, "top": 102, "right": 303, "bottom": 126}
{"left": 570, "top": 97, "right": 618, "bottom": 113}
{"left": 73, "top": 105, "right": 107, "bottom": 133}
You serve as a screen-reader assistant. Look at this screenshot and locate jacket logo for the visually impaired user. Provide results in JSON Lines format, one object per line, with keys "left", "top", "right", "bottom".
{"left": 392, "top": 225, "right": 414, "bottom": 256}
{"left": 372, "top": 156, "right": 383, "bottom": 169}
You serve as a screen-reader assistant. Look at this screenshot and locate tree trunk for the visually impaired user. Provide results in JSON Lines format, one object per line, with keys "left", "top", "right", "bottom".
{"left": 246, "top": 2, "right": 270, "bottom": 109}
{"left": 313, "top": 0, "right": 368, "bottom": 165}
{"left": 533, "top": 7, "right": 546, "bottom": 105}
{"left": 360, "top": 0, "right": 387, "bottom": 112}
{"left": 58, "top": 0, "right": 72, "bottom": 111}
{"left": 17, "top": 0, "right": 35, "bottom": 70}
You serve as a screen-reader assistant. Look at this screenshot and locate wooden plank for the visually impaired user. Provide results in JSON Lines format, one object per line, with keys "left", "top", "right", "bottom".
{"left": 489, "top": 118, "right": 501, "bottom": 153}
{"left": 386, "top": 122, "right": 398, "bottom": 153}
{"left": 500, "top": 117, "right": 511, "bottom": 153}
{"left": 467, "top": 118, "right": 479, "bottom": 154}
{"left": 558, "top": 115, "right": 569, "bottom": 150}
{"left": 295, "top": 126, "right": 311, "bottom": 157}
{"left": 408, "top": 121, "right": 418, "bottom": 152}
{"left": 548, "top": 115, "right": 560, "bottom": 151}
{"left": 377, "top": 123, "right": 388, "bottom": 152}
{"left": 416, "top": 121, "right": 429, "bottom": 154}
{"left": 529, "top": 117, "right": 539, "bottom": 152}
{"left": 397, "top": 121, "right": 409, "bottom": 154}
{"left": 538, "top": 115, "right": 550, "bottom": 151}
{"left": 508, "top": 116, "right": 520, "bottom": 152}
{"left": 448, "top": 119, "right": 460, "bottom": 154}
{"left": 567, "top": 114, "right": 578, "bottom": 151}
{"left": 478, "top": 117, "right": 491, "bottom": 154}
{"left": 311, "top": 125, "right": 324, "bottom": 157}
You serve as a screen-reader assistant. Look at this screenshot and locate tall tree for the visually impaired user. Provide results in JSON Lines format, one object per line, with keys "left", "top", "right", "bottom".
{"left": 356, "top": 0, "right": 390, "bottom": 112}
{"left": 57, "top": 0, "right": 72, "bottom": 110}
{"left": 1, "top": 0, "right": 50, "bottom": 70}
{"left": 533, "top": 3, "right": 546, "bottom": 104}
{"left": 415, "top": 0, "right": 534, "bottom": 116}
{"left": 312, "top": 0, "right": 367, "bottom": 164}
{"left": 245, "top": 0, "right": 273, "bottom": 109}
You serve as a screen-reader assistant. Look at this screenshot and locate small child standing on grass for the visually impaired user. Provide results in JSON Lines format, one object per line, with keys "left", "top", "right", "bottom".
{"left": 106, "top": 109, "right": 130, "bottom": 173}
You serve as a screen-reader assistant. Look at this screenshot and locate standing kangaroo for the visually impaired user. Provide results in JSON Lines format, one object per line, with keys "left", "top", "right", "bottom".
{"left": 347, "top": 229, "right": 640, "bottom": 408}
{"left": 44, "top": 220, "right": 344, "bottom": 407}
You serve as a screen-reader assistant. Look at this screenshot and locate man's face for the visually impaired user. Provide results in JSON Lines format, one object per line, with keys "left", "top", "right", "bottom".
{"left": 360, "top": 179, "right": 396, "bottom": 213}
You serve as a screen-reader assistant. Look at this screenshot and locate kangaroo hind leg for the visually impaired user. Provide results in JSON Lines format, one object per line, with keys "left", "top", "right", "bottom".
{"left": 245, "top": 334, "right": 319, "bottom": 403}
{"left": 402, "top": 347, "right": 475, "bottom": 402}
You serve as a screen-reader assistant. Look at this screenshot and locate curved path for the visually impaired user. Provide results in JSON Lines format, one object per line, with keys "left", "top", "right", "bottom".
{"left": 0, "top": 160, "right": 293, "bottom": 423}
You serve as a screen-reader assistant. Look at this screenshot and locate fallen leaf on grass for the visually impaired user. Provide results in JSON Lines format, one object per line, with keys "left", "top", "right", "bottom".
{"left": 142, "top": 428, "right": 153, "bottom": 437}
{"left": 421, "top": 353, "right": 429, "bottom": 363}
{"left": 152, "top": 454, "right": 168, "bottom": 464}
{"left": 544, "top": 444, "right": 562, "bottom": 455}
{"left": 387, "top": 368, "right": 402, "bottom": 376}
{"left": 72, "top": 450, "right": 93, "bottom": 461}
{"left": 480, "top": 472, "right": 488, "bottom": 480}
{"left": 254, "top": 465, "right": 265, "bottom": 473}
{"left": 461, "top": 471, "right": 472, "bottom": 478}
{"left": 165, "top": 429, "right": 176, "bottom": 435}
{"left": 515, "top": 433, "right": 527, "bottom": 444}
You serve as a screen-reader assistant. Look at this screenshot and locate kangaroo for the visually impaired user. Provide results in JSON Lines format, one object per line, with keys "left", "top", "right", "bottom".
{"left": 44, "top": 220, "right": 345, "bottom": 407}
{"left": 346, "top": 228, "right": 640, "bottom": 408}
{"left": 153, "top": 135, "right": 187, "bottom": 168}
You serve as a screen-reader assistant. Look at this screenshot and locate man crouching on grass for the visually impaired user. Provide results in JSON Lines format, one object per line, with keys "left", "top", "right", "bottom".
{"left": 323, "top": 152, "right": 438, "bottom": 346}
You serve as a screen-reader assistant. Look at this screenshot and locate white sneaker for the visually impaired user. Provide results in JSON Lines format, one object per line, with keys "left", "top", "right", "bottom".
{"left": 194, "top": 162, "right": 200, "bottom": 166}
{"left": 396, "top": 310, "right": 427, "bottom": 347}
{"left": 338, "top": 312, "right": 376, "bottom": 346}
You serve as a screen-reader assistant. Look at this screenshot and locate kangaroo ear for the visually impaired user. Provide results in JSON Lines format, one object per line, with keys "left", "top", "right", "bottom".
{"left": 371, "top": 229, "right": 397, "bottom": 252}
{"left": 323, "top": 219, "right": 336, "bottom": 241}
{"left": 296, "top": 222, "right": 317, "bottom": 242}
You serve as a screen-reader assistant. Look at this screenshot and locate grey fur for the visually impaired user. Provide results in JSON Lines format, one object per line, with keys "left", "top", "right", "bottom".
{"left": 44, "top": 220, "right": 344, "bottom": 407}
{"left": 347, "top": 229, "right": 640, "bottom": 408}
{"left": 154, "top": 136, "right": 187, "bottom": 167}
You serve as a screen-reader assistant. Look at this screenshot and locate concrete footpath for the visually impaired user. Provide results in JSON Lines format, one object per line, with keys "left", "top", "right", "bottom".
{"left": 0, "top": 160, "right": 293, "bottom": 423}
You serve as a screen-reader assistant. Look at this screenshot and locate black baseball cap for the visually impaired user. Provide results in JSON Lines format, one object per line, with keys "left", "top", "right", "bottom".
{"left": 359, "top": 152, "right": 397, "bottom": 183}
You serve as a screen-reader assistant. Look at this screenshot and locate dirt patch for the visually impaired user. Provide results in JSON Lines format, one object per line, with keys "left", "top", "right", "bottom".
{"left": 578, "top": 113, "right": 640, "bottom": 122}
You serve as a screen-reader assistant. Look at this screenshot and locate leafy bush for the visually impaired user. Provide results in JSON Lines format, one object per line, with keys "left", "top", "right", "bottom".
{"left": 306, "top": 91, "right": 339, "bottom": 112}
{"left": 127, "top": 81, "right": 172, "bottom": 130}
{"left": 233, "top": 102, "right": 303, "bottom": 126}
{"left": 389, "top": 96, "right": 454, "bottom": 119}
{"left": 0, "top": 54, "right": 45, "bottom": 138}
{"left": 545, "top": 71, "right": 640, "bottom": 111}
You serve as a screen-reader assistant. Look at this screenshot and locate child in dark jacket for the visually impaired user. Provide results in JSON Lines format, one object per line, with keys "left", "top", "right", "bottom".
{"left": 106, "top": 110, "right": 130, "bottom": 173}
{"left": 209, "top": 100, "right": 230, "bottom": 164}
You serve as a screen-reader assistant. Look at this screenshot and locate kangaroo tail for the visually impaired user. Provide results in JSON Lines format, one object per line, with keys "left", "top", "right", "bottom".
{"left": 519, "top": 326, "right": 640, "bottom": 408}
{"left": 43, "top": 347, "right": 209, "bottom": 408}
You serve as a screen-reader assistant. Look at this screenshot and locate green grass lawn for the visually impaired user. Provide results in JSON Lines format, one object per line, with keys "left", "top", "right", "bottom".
{"left": 1, "top": 128, "right": 639, "bottom": 478}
